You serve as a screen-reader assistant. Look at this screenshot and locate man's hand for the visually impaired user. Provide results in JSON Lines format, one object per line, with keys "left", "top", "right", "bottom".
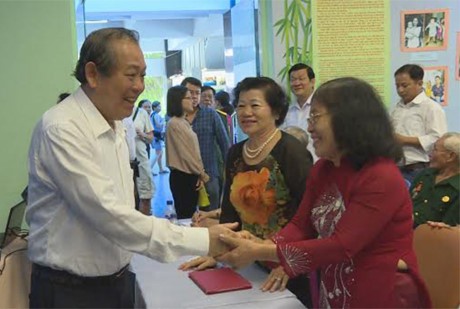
{"left": 395, "top": 133, "right": 421, "bottom": 148}
{"left": 395, "top": 133, "right": 403, "bottom": 143}
{"left": 207, "top": 222, "right": 239, "bottom": 257}
{"left": 178, "top": 256, "right": 217, "bottom": 271}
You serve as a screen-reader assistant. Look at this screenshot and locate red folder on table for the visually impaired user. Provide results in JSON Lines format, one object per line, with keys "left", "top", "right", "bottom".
{"left": 188, "top": 267, "right": 252, "bottom": 295}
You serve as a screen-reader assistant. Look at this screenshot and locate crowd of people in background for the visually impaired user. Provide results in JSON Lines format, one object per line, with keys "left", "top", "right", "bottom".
{"left": 126, "top": 59, "right": 458, "bottom": 307}
{"left": 25, "top": 27, "right": 458, "bottom": 308}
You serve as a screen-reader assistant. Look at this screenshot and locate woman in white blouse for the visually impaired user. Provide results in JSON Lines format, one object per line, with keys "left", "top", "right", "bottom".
{"left": 165, "top": 86, "right": 209, "bottom": 219}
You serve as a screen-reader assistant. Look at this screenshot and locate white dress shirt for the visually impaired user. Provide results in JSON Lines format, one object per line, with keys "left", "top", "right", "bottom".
{"left": 26, "top": 88, "right": 209, "bottom": 276}
{"left": 281, "top": 93, "right": 318, "bottom": 162}
{"left": 390, "top": 91, "right": 447, "bottom": 165}
{"left": 122, "top": 117, "right": 137, "bottom": 161}
{"left": 132, "top": 107, "right": 155, "bottom": 199}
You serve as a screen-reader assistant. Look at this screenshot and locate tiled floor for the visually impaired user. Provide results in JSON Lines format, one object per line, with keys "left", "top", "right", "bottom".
{"left": 149, "top": 150, "right": 172, "bottom": 218}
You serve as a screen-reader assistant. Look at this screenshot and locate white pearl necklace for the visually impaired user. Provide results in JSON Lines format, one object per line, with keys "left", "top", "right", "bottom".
{"left": 243, "top": 129, "right": 279, "bottom": 159}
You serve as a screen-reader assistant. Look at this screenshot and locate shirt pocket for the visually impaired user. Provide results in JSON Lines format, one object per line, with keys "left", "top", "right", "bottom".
{"left": 404, "top": 113, "right": 424, "bottom": 133}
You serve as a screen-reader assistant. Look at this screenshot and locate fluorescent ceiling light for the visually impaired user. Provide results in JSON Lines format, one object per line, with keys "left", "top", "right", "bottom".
{"left": 76, "top": 20, "right": 109, "bottom": 24}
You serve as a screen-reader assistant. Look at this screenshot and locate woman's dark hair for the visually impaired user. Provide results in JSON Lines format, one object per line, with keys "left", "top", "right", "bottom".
{"left": 232, "top": 77, "right": 288, "bottom": 126}
{"left": 215, "top": 90, "right": 234, "bottom": 114}
{"left": 138, "top": 99, "right": 150, "bottom": 108}
{"left": 215, "top": 90, "right": 230, "bottom": 105}
{"left": 312, "top": 77, "right": 403, "bottom": 169}
{"left": 57, "top": 92, "right": 70, "bottom": 103}
{"left": 167, "top": 85, "right": 188, "bottom": 117}
{"left": 73, "top": 28, "right": 140, "bottom": 84}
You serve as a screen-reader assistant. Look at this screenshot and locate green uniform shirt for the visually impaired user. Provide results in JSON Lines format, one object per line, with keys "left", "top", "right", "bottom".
{"left": 410, "top": 168, "right": 459, "bottom": 227}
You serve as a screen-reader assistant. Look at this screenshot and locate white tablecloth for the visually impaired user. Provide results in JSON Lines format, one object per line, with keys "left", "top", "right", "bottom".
{"left": 132, "top": 254, "right": 305, "bottom": 308}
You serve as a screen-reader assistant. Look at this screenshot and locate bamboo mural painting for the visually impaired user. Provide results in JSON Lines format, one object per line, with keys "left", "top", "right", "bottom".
{"left": 274, "top": 0, "right": 313, "bottom": 90}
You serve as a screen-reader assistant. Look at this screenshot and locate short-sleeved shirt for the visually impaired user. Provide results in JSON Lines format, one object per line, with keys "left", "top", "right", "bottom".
{"left": 410, "top": 168, "right": 459, "bottom": 227}
{"left": 390, "top": 91, "right": 447, "bottom": 165}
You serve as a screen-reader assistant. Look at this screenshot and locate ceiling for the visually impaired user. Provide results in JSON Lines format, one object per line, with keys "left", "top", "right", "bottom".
{"left": 80, "top": 0, "right": 233, "bottom": 22}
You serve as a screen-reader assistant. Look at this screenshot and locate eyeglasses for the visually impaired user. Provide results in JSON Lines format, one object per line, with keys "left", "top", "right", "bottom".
{"left": 307, "top": 112, "right": 328, "bottom": 126}
{"left": 290, "top": 76, "right": 309, "bottom": 83}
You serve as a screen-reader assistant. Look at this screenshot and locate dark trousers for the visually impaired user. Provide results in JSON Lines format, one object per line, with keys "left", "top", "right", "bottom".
{"left": 29, "top": 264, "right": 135, "bottom": 308}
{"left": 169, "top": 169, "right": 199, "bottom": 219}
{"left": 130, "top": 159, "right": 140, "bottom": 211}
{"left": 204, "top": 176, "right": 220, "bottom": 211}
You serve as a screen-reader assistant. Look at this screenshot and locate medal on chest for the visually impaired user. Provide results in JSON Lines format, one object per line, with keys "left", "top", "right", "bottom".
{"left": 411, "top": 181, "right": 423, "bottom": 199}
{"left": 441, "top": 195, "right": 450, "bottom": 203}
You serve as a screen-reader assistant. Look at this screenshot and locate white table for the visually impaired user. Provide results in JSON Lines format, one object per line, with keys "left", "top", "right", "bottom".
{"left": 132, "top": 254, "right": 305, "bottom": 308}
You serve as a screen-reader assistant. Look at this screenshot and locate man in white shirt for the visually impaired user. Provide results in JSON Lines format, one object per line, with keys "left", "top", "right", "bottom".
{"left": 122, "top": 117, "right": 140, "bottom": 207}
{"left": 26, "top": 28, "right": 236, "bottom": 308}
{"left": 281, "top": 63, "right": 317, "bottom": 161}
{"left": 132, "top": 104, "right": 154, "bottom": 215}
{"left": 391, "top": 64, "right": 447, "bottom": 182}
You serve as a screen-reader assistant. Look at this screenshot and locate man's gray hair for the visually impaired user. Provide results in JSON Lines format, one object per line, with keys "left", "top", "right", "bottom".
{"left": 442, "top": 132, "right": 460, "bottom": 158}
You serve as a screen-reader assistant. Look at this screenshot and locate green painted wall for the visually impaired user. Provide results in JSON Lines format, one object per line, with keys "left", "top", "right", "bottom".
{"left": 0, "top": 0, "right": 77, "bottom": 229}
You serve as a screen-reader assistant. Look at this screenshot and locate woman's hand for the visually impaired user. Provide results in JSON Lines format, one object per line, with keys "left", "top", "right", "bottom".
{"left": 261, "top": 266, "right": 289, "bottom": 292}
{"left": 191, "top": 211, "right": 204, "bottom": 225}
{"left": 192, "top": 209, "right": 218, "bottom": 223}
{"left": 191, "top": 217, "right": 219, "bottom": 227}
{"left": 195, "top": 179, "right": 204, "bottom": 191}
{"left": 200, "top": 172, "right": 210, "bottom": 184}
{"left": 236, "top": 230, "right": 265, "bottom": 244}
{"left": 178, "top": 256, "right": 217, "bottom": 271}
{"left": 216, "top": 234, "right": 277, "bottom": 269}
{"left": 192, "top": 209, "right": 220, "bottom": 227}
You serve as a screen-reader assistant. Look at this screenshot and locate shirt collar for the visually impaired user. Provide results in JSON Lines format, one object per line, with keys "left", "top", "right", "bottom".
{"left": 428, "top": 168, "right": 460, "bottom": 190}
{"left": 75, "top": 87, "right": 117, "bottom": 137}
{"left": 441, "top": 173, "right": 460, "bottom": 190}
{"left": 397, "top": 91, "right": 427, "bottom": 107}
{"left": 293, "top": 93, "right": 314, "bottom": 110}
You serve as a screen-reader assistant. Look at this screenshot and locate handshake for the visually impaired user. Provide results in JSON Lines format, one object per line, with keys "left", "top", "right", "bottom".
{"left": 205, "top": 223, "right": 277, "bottom": 269}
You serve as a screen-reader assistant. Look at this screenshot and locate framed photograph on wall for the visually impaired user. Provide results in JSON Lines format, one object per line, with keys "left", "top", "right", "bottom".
{"left": 456, "top": 32, "right": 460, "bottom": 80}
{"left": 400, "top": 9, "right": 449, "bottom": 52}
{"left": 423, "top": 66, "right": 448, "bottom": 106}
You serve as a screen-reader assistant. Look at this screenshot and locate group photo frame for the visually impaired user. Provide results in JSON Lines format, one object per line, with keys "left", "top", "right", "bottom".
{"left": 400, "top": 9, "right": 449, "bottom": 52}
